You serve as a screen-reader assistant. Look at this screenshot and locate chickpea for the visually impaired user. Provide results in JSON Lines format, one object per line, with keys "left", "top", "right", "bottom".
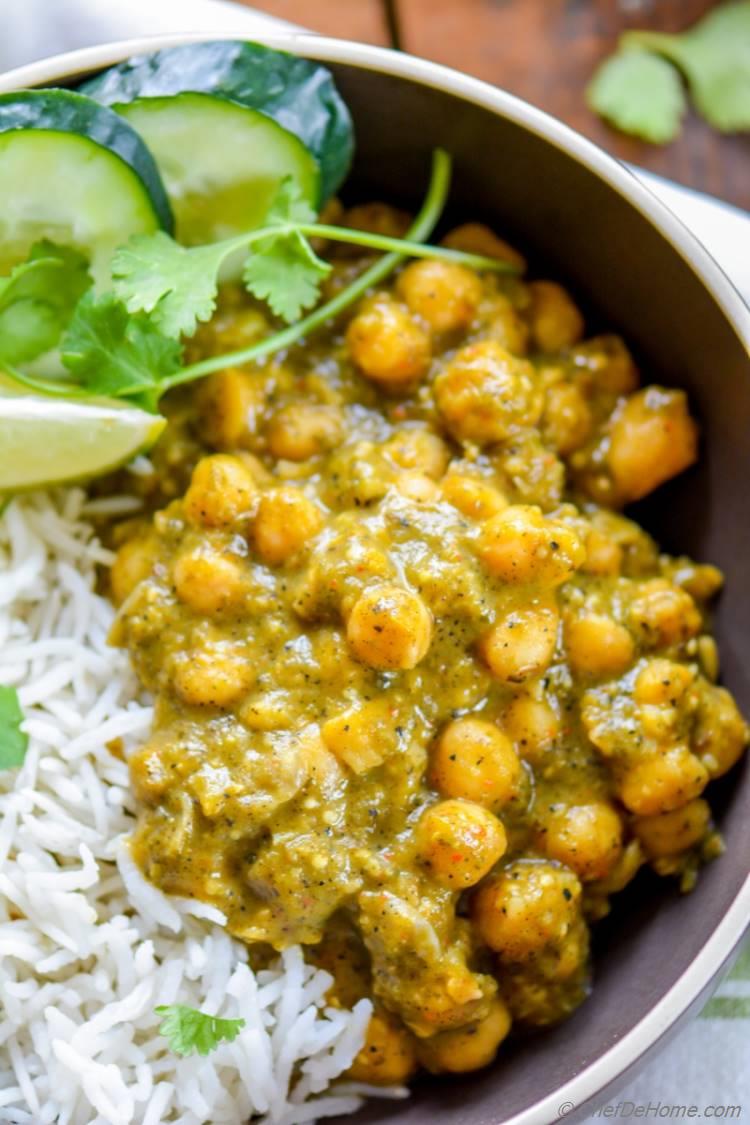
{"left": 110, "top": 534, "right": 158, "bottom": 605}
{"left": 441, "top": 222, "right": 527, "bottom": 271}
{"left": 696, "top": 636, "right": 719, "bottom": 683}
{"left": 346, "top": 584, "right": 432, "bottom": 670}
{"left": 472, "top": 860, "right": 582, "bottom": 959}
{"left": 315, "top": 195, "right": 344, "bottom": 227}
{"left": 266, "top": 403, "right": 343, "bottom": 462}
{"left": 629, "top": 580, "right": 702, "bottom": 647}
{"left": 693, "top": 684, "right": 749, "bottom": 779}
{"left": 347, "top": 1011, "right": 418, "bottom": 1086}
{"left": 194, "top": 367, "right": 264, "bottom": 450}
{"left": 565, "top": 614, "right": 635, "bottom": 679}
{"left": 477, "top": 505, "right": 585, "bottom": 586}
{"left": 433, "top": 340, "right": 540, "bottom": 446}
{"left": 608, "top": 387, "right": 698, "bottom": 503}
{"left": 502, "top": 695, "right": 559, "bottom": 761}
{"left": 418, "top": 995, "right": 512, "bottom": 1074}
{"left": 441, "top": 473, "right": 508, "bottom": 520}
{"left": 571, "top": 335, "right": 639, "bottom": 395}
{"left": 634, "top": 659, "right": 694, "bottom": 707}
{"left": 394, "top": 471, "right": 440, "bottom": 503}
{"left": 618, "top": 745, "right": 709, "bottom": 816}
{"left": 633, "top": 798, "right": 711, "bottom": 859}
{"left": 347, "top": 293, "right": 431, "bottom": 388}
{"left": 675, "top": 562, "right": 724, "bottom": 602}
{"left": 252, "top": 486, "right": 324, "bottom": 565}
{"left": 582, "top": 528, "right": 623, "bottom": 577}
{"left": 527, "top": 281, "right": 584, "bottom": 352}
{"left": 172, "top": 646, "right": 254, "bottom": 707}
{"left": 396, "top": 259, "right": 482, "bottom": 334}
{"left": 484, "top": 294, "right": 530, "bottom": 355}
{"left": 128, "top": 739, "right": 169, "bottom": 803}
{"left": 342, "top": 201, "right": 411, "bottom": 241}
{"left": 191, "top": 297, "right": 268, "bottom": 353}
{"left": 384, "top": 429, "right": 449, "bottom": 479}
{"left": 322, "top": 698, "right": 397, "bottom": 774}
{"left": 183, "top": 454, "right": 257, "bottom": 529}
{"left": 539, "top": 802, "right": 623, "bottom": 881}
{"left": 236, "top": 451, "right": 273, "bottom": 486}
{"left": 479, "top": 599, "right": 560, "bottom": 684}
{"left": 639, "top": 702, "right": 680, "bottom": 742}
{"left": 591, "top": 838, "right": 644, "bottom": 897}
{"left": 430, "top": 717, "right": 521, "bottom": 808}
{"left": 416, "top": 799, "right": 507, "bottom": 889}
{"left": 172, "top": 550, "right": 246, "bottom": 615}
{"left": 542, "top": 381, "right": 593, "bottom": 455}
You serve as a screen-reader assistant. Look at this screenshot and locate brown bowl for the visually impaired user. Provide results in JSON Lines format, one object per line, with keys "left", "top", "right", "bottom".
{"left": 2, "top": 32, "right": 748, "bottom": 1125}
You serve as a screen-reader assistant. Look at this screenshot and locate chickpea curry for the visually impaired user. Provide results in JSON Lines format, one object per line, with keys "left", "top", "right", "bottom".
{"left": 109, "top": 208, "right": 749, "bottom": 1084}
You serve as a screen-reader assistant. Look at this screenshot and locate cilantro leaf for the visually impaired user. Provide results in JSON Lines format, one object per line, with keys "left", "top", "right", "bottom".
{"left": 628, "top": 2, "right": 750, "bottom": 133}
{"left": 61, "top": 292, "right": 182, "bottom": 406}
{"left": 587, "top": 50, "right": 687, "bottom": 143}
{"left": 0, "top": 685, "right": 28, "bottom": 771}
{"left": 155, "top": 1004, "right": 246, "bottom": 1057}
{"left": 243, "top": 229, "right": 331, "bottom": 324}
{"left": 243, "top": 177, "right": 330, "bottom": 323}
{"left": 112, "top": 233, "right": 231, "bottom": 340}
{"left": 0, "top": 242, "right": 91, "bottom": 365}
{"left": 264, "top": 176, "right": 319, "bottom": 226}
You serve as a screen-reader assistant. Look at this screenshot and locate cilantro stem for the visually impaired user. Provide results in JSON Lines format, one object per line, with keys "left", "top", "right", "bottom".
{"left": 2, "top": 363, "right": 87, "bottom": 398}
{"left": 621, "top": 29, "right": 677, "bottom": 52}
{"left": 202, "top": 217, "right": 514, "bottom": 277}
{"left": 295, "top": 226, "right": 516, "bottom": 273}
{"left": 161, "top": 148, "right": 454, "bottom": 391}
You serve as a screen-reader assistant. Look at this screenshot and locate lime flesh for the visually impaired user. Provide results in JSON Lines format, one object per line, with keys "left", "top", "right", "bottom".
{"left": 0, "top": 395, "right": 165, "bottom": 491}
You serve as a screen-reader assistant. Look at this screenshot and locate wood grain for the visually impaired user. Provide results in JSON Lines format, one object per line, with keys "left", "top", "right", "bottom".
{"left": 240, "top": 0, "right": 750, "bottom": 210}
{"left": 234, "top": 0, "right": 390, "bottom": 44}
{"left": 397, "top": 0, "right": 750, "bottom": 210}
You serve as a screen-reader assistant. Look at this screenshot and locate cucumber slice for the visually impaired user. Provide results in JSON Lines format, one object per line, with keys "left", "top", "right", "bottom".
{"left": 0, "top": 91, "right": 173, "bottom": 285}
{"left": 115, "top": 93, "right": 319, "bottom": 246}
{"left": 80, "top": 40, "right": 354, "bottom": 235}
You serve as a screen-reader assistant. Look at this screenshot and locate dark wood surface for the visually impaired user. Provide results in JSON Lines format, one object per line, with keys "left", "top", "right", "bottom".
{"left": 243, "top": 0, "right": 750, "bottom": 211}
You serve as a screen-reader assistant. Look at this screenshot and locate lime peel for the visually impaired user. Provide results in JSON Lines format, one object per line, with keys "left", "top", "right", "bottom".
{"left": 0, "top": 395, "right": 165, "bottom": 491}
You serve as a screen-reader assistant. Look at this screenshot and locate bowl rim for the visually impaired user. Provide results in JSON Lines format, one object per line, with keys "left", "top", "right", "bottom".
{"left": 1, "top": 30, "right": 748, "bottom": 1125}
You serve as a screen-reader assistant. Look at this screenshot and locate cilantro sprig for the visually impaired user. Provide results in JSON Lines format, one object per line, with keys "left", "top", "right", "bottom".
{"left": 155, "top": 1004, "right": 246, "bottom": 1057}
{"left": 0, "top": 150, "right": 517, "bottom": 411}
{"left": 588, "top": 1, "right": 750, "bottom": 143}
{"left": 62, "top": 293, "right": 182, "bottom": 412}
{"left": 0, "top": 685, "right": 28, "bottom": 771}
{"left": 112, "top": 162, "right": 510, "bottom": 341}
{"left": 0, "top": 241, "right": 91, "bottom": 367}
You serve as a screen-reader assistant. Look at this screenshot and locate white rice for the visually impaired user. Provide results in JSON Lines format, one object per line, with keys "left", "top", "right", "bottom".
{"left": 0, "top": 490, "right": 405, "bottom": 1125}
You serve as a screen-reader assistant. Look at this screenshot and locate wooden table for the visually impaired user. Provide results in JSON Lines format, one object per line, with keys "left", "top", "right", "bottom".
{"left": 240, "top": 0, "right": 750, "bottom": 211}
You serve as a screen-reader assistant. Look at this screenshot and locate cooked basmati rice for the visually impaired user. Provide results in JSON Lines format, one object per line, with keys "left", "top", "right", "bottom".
{"left": 0, "top": 490, "right": 405, "bottom": 1125}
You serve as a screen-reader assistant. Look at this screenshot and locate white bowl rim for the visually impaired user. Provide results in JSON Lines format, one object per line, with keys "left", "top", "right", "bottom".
{"left": 1, "top": 30, "right": 748, "bottom": 1125}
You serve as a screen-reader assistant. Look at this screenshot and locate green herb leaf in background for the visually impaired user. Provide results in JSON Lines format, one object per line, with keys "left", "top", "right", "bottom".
{"left": 624, "top": 1, "right": 750, "bottom": 133}
{"left": 588, "top": 1, "right": 750, "bottom": 143}
{"left": 61, "top": 292, "right": 182, "bottom": 406}
{"left": 155, "top": 1004, "right": 246, "bottom": 1057}
{"left": 587, "top": 49, "right": 687, "bottom": 143}
{"left": 0, "top": 685, "right": 28, "bottom": 771}
{"left": 0, "top": 242, "right": 91, "bottom": 364}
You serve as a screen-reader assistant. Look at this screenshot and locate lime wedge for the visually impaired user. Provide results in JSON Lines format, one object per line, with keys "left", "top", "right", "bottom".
{"left": 0, "top": 394, "right": 165, "bottom": 491}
